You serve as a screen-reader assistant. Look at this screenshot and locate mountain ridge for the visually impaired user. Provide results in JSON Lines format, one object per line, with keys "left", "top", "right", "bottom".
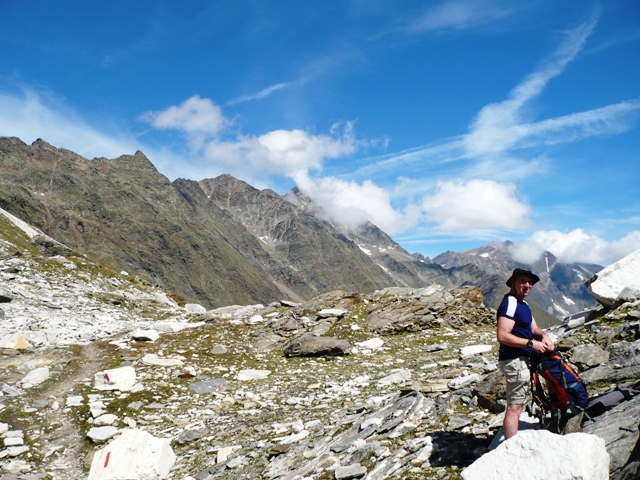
{"left": 0, "top": 136, "right": 601, "bottom": 318}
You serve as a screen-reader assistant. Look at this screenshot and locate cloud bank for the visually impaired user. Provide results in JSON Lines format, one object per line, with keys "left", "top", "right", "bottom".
{"left": 510, "top": 229, "right": 640, "bottom": 266}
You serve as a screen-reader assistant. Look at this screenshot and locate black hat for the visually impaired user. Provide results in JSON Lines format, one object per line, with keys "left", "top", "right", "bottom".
{"left": 506, "top": 268, "right": 540, "bottom": 287}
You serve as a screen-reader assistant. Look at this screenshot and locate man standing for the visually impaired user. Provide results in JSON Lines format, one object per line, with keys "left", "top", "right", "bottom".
{"left": 497, "top": 268, "right": 554, "bottom": 439}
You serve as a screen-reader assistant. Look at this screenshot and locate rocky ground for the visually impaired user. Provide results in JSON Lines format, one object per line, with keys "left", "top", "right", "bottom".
{"left": 1, "top": 215, "right": 639, "bottom": 479}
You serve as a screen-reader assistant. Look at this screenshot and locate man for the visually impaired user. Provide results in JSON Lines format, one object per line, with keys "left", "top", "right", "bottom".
{"left": 497, "top": 268, "right": 554, "bottom": 439}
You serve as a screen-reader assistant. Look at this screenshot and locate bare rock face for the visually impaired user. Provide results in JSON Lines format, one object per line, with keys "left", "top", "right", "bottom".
{"left": 582, "top": 395, "right": 640, "bottom": 476}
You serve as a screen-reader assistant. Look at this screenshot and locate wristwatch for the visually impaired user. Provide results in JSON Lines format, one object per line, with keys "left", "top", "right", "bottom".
{"left": 526, "top": 339, "right": 533, "bottom": 348}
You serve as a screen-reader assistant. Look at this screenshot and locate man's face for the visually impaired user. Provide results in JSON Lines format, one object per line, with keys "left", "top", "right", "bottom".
{"left": 513, "top": 275, "right": 535, "bottom": 297}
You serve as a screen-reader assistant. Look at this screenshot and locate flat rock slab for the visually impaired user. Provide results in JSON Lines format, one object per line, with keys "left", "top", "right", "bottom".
{"left": 236, "top": 369, "right": 271, "bottom": 381}
{"left": 189, "top": 378, "right": 229, "bottom": 394}
{"left": 284, "top": 335, "right": 352, "bottom": 357}
{"left": 87, "top": 426, "right": 120, "bottom": 444}
{"left": 142, "top": 354, "right": 184, "bottom": 366}
{"left": 130, "top": 329, "right": 160, "bottom": 342}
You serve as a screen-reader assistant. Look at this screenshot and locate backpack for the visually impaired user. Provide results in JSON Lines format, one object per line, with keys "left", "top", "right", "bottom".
{"left": 530, "top": 348, "right": 589, "bottom": 414}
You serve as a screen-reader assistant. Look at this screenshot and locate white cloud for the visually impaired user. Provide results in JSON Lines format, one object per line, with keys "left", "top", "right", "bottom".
{"left": 202, "top": 123, "right": 358, "bottom": 178}
{"left": 294, "top": 173, "right": 419, "bottom": 235}
{"left": 142, "top": 96, "right": 228, "bottom": 150}
{"left": 510, "top": 229, "right": 640, "bottom": 266}
{"left": 421, "top": 179, "right": 532, "bottom": 232}
{"left": 143, "top": 97, "right": 359, "bottom": 179}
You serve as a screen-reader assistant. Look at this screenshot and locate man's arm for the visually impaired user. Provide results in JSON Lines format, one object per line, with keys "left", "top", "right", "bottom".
{"left": 497, "top": 316, "right": 549, "bottom": 353}
{"left": 531, "top": 317, "right": 554, "bottom": 351}
{"left": 497, "top": 316, "right": 526, "bottom": 347}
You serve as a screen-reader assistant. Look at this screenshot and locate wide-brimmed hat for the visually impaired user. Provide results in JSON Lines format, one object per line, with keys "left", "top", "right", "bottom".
{"left": 506, "top": 268, "right": 540, "bottom": 287}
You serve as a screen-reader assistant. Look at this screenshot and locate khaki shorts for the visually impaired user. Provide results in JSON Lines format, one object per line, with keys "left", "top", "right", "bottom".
{"left": 499, "top": 356, "right": 530, "bottom": 405}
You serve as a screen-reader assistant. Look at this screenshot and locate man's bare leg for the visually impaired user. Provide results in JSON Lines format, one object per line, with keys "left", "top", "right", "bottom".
{"left": 503, "top": 403, "right": 523, "bottom": 439}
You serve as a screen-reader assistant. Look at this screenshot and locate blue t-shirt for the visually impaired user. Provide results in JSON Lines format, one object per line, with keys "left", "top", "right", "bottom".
{"left": 497, "top": 294, "right": 534, "bottom": 361}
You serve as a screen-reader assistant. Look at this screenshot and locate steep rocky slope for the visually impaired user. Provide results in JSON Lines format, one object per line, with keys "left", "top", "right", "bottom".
{"left": 1, "top": 207, "right": 639, "bottom": 480}
{"left": 0, "top": 137, "right": 285, "bottom": 307}
{"left": 200, "top": 175, "right": 392, "bottom": 299}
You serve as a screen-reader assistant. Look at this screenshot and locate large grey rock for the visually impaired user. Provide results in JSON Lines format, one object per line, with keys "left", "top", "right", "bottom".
{"left": 335, "top": 464, "right": 367, "bottom": 479}
{"left": 571, "top": 344, "right": 610, "bottom": 368}
{"left": 177, "top": 428, "right": 207, "bottom": 445}
{"left": 583, "top": 395, "right": 640, "bottom": 477}
{"left": 0, "top": 288, "right": 12, "bottom": 303}
{"left": 87, "top": 426, "right": 120, "bottom": 444}
{"left": 284, "top": 335, "right": 352, "bottom": 357}
{"left": 581, "top": 364, "right": 640, "bottom": 384}
{"left": 20, "top": 366, "right": 50, "bottom": 388}
{"left": 462, "top": 430, "right": 609, "bottom": 480}
{"left": 586, "top": 249, "right": 640, "bottom": 307}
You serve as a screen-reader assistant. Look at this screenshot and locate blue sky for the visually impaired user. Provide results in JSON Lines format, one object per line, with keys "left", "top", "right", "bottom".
{"left": 1, "top": 1, "right": 639, "bottom": 266}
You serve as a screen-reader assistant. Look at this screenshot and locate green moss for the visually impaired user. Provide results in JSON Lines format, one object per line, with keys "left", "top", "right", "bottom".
{"left": 0, "top": 214, "right": 41, "bottom": 255}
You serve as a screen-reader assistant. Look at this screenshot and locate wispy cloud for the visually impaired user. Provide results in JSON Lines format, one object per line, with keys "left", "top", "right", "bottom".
{"left": 226, "top": 81, "right": 298, "bottom": 106}
{"left": 406, "top": 0, "right": 513, "bottom": 33}
{"left": 360, "top": 11, "right": 640, "bottom": 180}
{"left": 464, "top": 11, "right": 600, "bottom": 156}
{"left": 0, "top": 86, "right": 140, "bottom": 159}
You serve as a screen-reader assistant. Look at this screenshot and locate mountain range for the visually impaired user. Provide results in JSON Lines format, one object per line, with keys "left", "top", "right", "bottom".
{"left": 0, "top": 137, "right": 601, "bottom": 324}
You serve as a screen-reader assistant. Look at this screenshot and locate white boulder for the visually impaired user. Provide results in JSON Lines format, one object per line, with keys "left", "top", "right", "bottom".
{"left": 462, "top": 430, "right": 609, "bottom": 480}
{"left": 586, "top": 248, "right": 640, "bottom": 307}
{"left": 0, "top": 334, "right": 31, "bottom": 350}
{"left": 94, "top": 366, "right": 137, "bottom": 391}
{"left": 130, "top": 329, "right": 159, "bottom": 342}
{"left": 20, "top": 366, "right": 50, "bottom": 388}
{"left": 184, "top": 303, "right": 206, "bottom": 313}
{"left": 88, "top": 429, "right": 175, "bottom": 480}
{"left": 460, "top": 344, "right": 492, "bottom": 358}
